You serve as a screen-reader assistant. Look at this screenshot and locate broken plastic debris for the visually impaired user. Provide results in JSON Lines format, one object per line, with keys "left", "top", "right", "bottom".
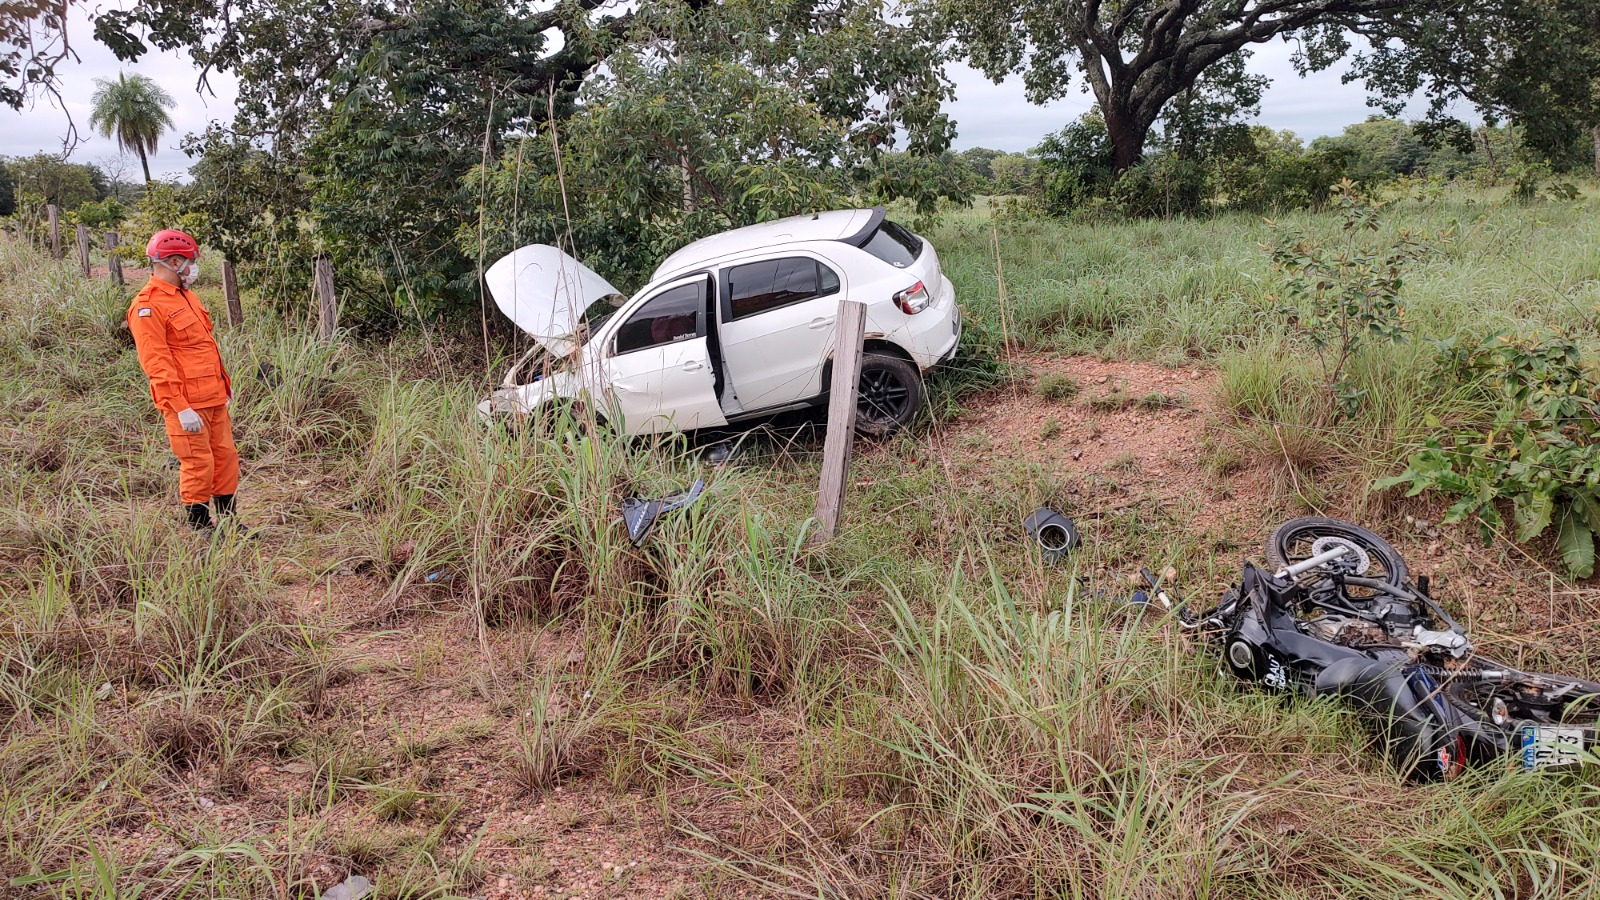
{"left": 620, "top": 479, "right": 706, "bottom": 546}
{"left": 1022, "top": 508, "right": 1080, "bottom": 565}
{"left": 323, "top": 875, "right": 372, "bottom": 900}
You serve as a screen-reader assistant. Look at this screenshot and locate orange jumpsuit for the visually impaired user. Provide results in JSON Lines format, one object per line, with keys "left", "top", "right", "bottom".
{"left": 127, "top": 278, "right": 240, "bottom": 505}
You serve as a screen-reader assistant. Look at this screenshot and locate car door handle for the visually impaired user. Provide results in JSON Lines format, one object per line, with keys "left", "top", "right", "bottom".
{"left": 807, "top": 316, "right": 836, "bottom": 330}
{"left": 681, "top": 360, "right": 705, "bottom": 372}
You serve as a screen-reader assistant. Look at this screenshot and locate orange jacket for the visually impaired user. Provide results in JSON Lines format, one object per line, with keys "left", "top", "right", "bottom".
{"left": 127, "top": 278, "right": 233, "bottom": 413}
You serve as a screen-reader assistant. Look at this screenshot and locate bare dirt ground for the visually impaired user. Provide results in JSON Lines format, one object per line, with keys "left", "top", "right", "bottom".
{"left": 189, "top": 353, "right": 1596, "bottom": 899}
{"left": 924, "top": 354, "right": 1600, "bottom": 670}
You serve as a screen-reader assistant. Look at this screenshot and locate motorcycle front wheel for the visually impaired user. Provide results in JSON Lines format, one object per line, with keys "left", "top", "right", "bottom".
{"left": 1265, "top": 516, "right": 1410, "bottom": 587}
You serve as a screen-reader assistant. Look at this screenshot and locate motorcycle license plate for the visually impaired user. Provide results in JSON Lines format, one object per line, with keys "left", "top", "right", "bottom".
{"left": 1519, "top": 725, "right": 1589, "bottom": 770}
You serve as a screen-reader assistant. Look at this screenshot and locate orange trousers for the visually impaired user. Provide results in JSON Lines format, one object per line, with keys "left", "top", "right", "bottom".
{"left": 161, "top": 404, "right": 240, "bottom": 504}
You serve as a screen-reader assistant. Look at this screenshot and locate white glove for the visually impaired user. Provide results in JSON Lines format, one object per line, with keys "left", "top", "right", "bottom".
{"left": 177, "top": 408, "right": 203, "bottom": 433}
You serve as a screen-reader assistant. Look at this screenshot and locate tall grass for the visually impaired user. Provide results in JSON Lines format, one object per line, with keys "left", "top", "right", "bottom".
{"left": 5, "top": 204, "right": 1600, "bottom": 900}
{"left": 936, "top": 189, "right": 1600, "bottom": 364}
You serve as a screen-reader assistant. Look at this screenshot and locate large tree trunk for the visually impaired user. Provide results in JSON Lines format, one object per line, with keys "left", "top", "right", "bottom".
{"left": 138, "top": 146, "right": 152, "bottom": 184}
{"left": 1103, "top": 103, "right": 1149, "bottom": 174}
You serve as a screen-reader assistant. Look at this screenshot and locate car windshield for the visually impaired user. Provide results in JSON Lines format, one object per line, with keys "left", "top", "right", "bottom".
{"left": 577, "top": 294, "right": 624, "bottom": 337}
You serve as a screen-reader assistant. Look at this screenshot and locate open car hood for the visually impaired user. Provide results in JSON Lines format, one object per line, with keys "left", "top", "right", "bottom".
{"left": 485, "top": 244, "right": 620, "bottom": 358}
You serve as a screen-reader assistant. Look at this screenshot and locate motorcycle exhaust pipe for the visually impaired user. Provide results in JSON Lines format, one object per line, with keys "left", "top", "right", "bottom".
{"left": 1023, "top": 508, "right": 1080, "bottom": 565}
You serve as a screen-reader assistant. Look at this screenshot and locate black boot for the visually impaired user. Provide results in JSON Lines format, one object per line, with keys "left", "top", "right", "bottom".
{"left": 185, "top": 503, "right": 215, "bottom": 531}
{"left": 212, "top": 494, "right": 251, "bottom": 536}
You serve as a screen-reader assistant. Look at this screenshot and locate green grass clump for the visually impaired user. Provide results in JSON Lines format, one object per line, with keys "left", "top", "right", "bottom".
{"left": 1034, "top": 372, "right": 1080, "bottom": 401}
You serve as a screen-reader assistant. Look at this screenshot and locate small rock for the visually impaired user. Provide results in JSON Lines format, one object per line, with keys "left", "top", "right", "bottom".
{"left": 199, "top": 797, "right": 214, "bottom": 809}
{"left": 278, "top": 761, "right": 313, "bottom": 775}
{"left": 95, "top": 682, "right": 113, "bottom": 701}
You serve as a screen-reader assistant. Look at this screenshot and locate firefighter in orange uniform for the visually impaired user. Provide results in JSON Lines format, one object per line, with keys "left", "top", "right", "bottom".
{"left": 127, "top": 229, "right": 242, "bottom": 531}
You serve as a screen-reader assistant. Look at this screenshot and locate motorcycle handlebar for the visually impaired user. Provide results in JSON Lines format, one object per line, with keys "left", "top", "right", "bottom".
{"left": 1274, "top": 545, "right": 1352, "bottom": 580}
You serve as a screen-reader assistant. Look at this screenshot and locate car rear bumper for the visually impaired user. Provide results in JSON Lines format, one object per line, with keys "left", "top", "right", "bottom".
{"left": 932, "top": 305, "right": 962, "bottom": 368}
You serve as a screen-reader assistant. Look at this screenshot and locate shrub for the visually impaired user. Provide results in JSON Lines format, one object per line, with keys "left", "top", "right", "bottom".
{"left": 1265, "top": 180, "right": 1432, "bottom": 415}
{"left": 1377, "top": 333, "right": 1600, "bottom": 579}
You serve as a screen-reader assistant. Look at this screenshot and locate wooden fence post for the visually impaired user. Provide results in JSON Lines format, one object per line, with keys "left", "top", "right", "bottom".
{"left": 105, "top": 232, "right": 123, "bottom": 286}
{"left": 75, "top": 223, "right": 91, "bottom": 276}
{"left": 222, "top": 259, "right": 243, "bottom": 327}
{"left": 314, "top": 257, "right": 338, "bottom": 340}
{"left": 810, "top": 300, "right": 868, "bottom": 543}
{"left": 47, "top": 205, "right": 62, "bottom": 259}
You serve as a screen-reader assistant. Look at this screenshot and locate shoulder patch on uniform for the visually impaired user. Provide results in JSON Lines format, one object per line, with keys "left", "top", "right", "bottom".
{"left": 137, "top": 308, "right": 153, "bottom": 317}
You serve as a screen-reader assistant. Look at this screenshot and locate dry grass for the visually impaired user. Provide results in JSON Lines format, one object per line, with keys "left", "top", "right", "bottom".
{"left": 5, "top": 202, "right": 1600, "bottom": 900}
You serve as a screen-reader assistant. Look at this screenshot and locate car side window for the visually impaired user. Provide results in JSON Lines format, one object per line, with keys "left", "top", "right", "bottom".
{"left": 614, "top": 281, "right": 703, "bottom": 355}
{"left": 727, "top": 257, "right": 840, "bottom": 321}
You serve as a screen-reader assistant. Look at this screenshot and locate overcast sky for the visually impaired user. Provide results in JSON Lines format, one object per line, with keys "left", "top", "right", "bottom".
{"left": 2, "top": 10, "right": 1441, "bottom": 180}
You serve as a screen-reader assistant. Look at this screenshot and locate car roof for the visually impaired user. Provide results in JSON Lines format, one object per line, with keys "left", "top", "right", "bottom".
{"left": 651, "top": 207, "right": 884, "bottom": 281}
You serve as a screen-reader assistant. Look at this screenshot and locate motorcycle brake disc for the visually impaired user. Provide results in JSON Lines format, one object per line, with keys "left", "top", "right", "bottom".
{"left": 1311, "top": 536, "right": 1371, "bottom": 575}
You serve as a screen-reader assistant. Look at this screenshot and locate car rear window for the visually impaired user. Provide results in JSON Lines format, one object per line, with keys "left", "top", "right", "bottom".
{"left": 860, "top": 220, "right": 923, "bottom": 268}
{"left": 727, "top": 258, "right": 841, "bottom": 321}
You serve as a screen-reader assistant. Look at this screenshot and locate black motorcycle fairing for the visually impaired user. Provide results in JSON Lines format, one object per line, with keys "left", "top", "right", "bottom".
{"left": 1312, "top": 657, "right": 1458, "bottom": 778}
{"left": 1230, "top": 564, "right": 1380, "bottom": 695}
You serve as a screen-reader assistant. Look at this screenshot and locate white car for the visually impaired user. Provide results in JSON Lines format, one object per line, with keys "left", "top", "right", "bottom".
{"left": 477, "top": 207, "right": 962, "bottom": 437}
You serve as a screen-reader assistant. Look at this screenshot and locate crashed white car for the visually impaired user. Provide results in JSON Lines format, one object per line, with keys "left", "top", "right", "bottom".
{"left": 477, "top": 207, "right": 962, "bottom": 437}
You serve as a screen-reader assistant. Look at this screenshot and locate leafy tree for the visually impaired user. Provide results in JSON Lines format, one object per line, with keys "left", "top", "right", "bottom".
{"left": 925, "top": 0, "right": 1590, "bottom": 175}
{"left": 1033, "top": 111, "right": 1116, "bottom": 213}
{"left": 0, "top": 160, "right": 14, "bottom": 216}
{"left": 466, "top": 0, "right": 959, "bottom": 295}
{"left": 0, "top": 0, "right": 73, "bottom": 113}
{"left": 1343, "top": 0, "right": 1600, "bottom": 174}
{"left": 1309, "top": 118, "right": 1429, "bottom": 185}
{"left": 99, "top": 0, "right": 954, "bottom": 324}
{"left": 988, "top": 153, "right": 1034, "bottom": 194}
{"left": 9, "top": 154, "right": 99, "bottom": 209}
{"left": 959, "top": 147, "right": 1004, "bottom": 181}
{"left": 88, "top": 73, "right": 175, "bottom": 184}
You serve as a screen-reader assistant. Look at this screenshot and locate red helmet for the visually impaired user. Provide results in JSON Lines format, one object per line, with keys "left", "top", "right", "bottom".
{"left": 146, "top": 229, "right": 200, "bottom": 260}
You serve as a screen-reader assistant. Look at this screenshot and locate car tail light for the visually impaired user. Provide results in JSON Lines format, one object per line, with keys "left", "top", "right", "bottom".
{"left": 894, "top": 281, "right": 930, "bottom": 315}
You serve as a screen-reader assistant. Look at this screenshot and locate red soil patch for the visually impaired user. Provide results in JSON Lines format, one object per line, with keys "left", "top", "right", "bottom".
{"left": 924, "top": 353, "right": 1600, "bottom": 672}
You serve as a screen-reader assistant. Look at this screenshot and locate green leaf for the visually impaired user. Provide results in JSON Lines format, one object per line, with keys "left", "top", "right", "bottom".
{"left": 1556, "top": 504, "right": 1595, "bottom": 580}
{"left": 1574, "top": 492, "right": 1600, "bottom": 534}
{"left": 1513, "top": 490, "right": 1555, "bottom": 541}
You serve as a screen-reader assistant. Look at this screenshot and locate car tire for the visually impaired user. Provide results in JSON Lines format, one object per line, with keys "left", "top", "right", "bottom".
{"left": 853, "top": 352, "right": 923, "bottom": 437}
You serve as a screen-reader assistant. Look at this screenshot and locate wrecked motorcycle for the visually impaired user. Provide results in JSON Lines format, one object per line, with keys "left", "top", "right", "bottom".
{"left": 1177, "top": 517, "right": 1600, "bottom": 779}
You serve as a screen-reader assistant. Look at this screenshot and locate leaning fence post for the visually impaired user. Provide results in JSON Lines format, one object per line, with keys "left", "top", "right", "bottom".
{"left": 222, "top": 259, "right": 243, "bottom": 327}
{"left": 47, "top": 205, "right": 62, "bottom": 259}
{"left": 810, "top": 300, "right": 868, "bottom": 543}
{"left": 105, "top": 232, "right": 124, "bottom": 286}
{"left": 314, "top": 257, "right": 338, "bottom": 340}
{"left": 75, "top": 223, "right": 91, "bottom": 277}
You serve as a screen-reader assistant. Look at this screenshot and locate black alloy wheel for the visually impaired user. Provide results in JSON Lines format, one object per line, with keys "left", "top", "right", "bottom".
{"left": 853, "top": 352, "right": 923, "bottom": 437}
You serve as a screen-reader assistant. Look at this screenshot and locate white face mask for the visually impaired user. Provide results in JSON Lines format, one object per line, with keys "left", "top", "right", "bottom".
{"left": 158, "top": 256, "right": 199, "bottom": 287}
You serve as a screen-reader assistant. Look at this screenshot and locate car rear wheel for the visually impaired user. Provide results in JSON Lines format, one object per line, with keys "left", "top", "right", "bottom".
{"left": 853, "top": 352, "right": 922, "bottom": 437}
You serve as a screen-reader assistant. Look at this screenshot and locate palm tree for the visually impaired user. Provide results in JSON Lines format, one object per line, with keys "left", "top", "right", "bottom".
{"left": 89, "top": 73, "right": 176, "bottom": 184}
